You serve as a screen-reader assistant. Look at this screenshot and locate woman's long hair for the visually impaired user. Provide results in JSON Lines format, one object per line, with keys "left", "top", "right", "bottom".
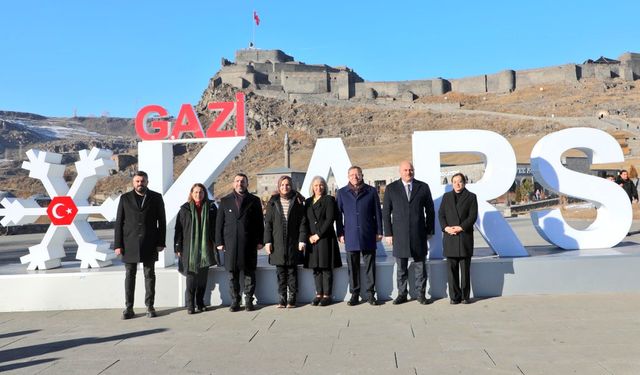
{"left": 187, "top": 183, "right": 210, "bottom": 203}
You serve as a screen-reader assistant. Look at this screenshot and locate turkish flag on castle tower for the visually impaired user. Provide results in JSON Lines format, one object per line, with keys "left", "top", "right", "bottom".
{"left": 253, "top": 11, "right": 260, "bottom": 26}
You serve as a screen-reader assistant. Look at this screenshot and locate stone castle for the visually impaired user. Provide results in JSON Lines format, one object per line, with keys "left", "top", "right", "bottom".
{"left": 212, "top": 48, "right": 640, "bottom": 101}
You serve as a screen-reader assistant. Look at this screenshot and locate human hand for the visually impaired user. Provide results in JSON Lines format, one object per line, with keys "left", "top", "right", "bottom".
{"left": 217, "top": 245, "right": 224, "bottom": 251}
{"left": 376, "top": 235, "right": 383, "bottom": 242}
{"left": 257, "top": 244, "right": 264, "bottom": 250}
{"left": 309, "top": 234, "right": 320, "bottom": 244}
{"left": 339, "top": 236, "right": 345, "bottom": 244}
{"left": 264, "top": 243, "right": 272, "bottom": 254}
{"left": 298, "top": 242, "right": 305, "bottom": 252}
{"left": 385, "top": 236, "right": 393, "bottom": 245}
{"left": 114, "top": 248, "right": 123, "bottom": 256}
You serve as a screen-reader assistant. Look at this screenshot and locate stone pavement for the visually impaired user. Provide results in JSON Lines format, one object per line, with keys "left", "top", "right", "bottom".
{"left": 1, "top": 293, "right": 639, "bottom": 374}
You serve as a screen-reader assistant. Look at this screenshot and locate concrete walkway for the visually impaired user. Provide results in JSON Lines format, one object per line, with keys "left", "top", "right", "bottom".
{"left": 1, "top": 293, "right": 639, "bottom": 374}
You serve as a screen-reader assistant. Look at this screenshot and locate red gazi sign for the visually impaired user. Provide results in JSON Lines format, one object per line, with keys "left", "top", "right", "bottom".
{"left": 135, "top": 92, "right": 246, "bottom": 140}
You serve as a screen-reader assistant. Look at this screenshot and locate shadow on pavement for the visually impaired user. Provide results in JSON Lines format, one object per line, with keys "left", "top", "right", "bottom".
{"left": 0, "top": 328, "right": 167, "bottom": 366}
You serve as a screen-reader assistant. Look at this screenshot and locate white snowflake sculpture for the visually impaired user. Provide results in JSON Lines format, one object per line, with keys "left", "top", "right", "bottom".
{"left": 0, "top": 147, "right": 120, "bottom": 270}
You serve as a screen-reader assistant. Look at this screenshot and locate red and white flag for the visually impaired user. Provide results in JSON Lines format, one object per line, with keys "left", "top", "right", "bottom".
{"left": 253, "top": 11, "right": 260, "bottom": 26}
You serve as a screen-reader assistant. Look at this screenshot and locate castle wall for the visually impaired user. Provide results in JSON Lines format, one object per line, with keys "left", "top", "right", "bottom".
{"left": 451, "top": 75, "right": 486, "bottom": 93}
{"left": 515, "top": 64, "right": 579, "bottom": 88}
{"left": 282, "top": 71, "right": 329, "bottom": 94}
{"left": 487, "top": 70, "right": 515, "bottom": 93}
{"left": 235, "top": 49, "right": 293, "bottom": 64}
{"left": 620, "top": 52, "right": 640, "bottom": 81}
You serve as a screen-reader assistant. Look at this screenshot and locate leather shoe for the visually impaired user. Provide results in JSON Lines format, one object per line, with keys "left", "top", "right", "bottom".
{"left": 146, "top": 307, "right": 157, "bottom": 318}
{"left": 461, "top": 299, "right": 471, "bottom": 304}
{"left": 277, "top": 296, "right": 287, "bottom": 308}
{"left": 347, "top": 295, "right": 360, "bottom": 306}
{"left": 417, "top": 296, "right": 432, "bottom": 305}
{"left": 311, "top": 295, "right": 322, "bottom": 306}
{"left": 320, "top": 296, "right": 332, "bottom": 306}
{"left": 121, "top": 308, "right": 134, "bottom": 320}
{"left": 245, "top": 298, "right": 255, "bottom": 311}
{"left": 197, "top": 305, "right": 208, "bottom": 312}
{"left": 393, "top": 295, "right": 408, "bottom": 305}
{"left": 229, "top": 302, "right": 241, "bottom": 312}
{"left": 187, "top": 308, "right": 195, "bottom": 315}
{"left": 368, "top": 296, "right": 378, "bottom": 306}
{"left": 450, "top": 300, "right": 461, "bottom": 305}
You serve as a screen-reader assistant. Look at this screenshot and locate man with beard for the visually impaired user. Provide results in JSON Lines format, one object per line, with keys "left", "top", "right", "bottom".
{"left": 216, "top": 173, "right": 264, "bottom": 312}
{"left": 114, "top": 171, "right": 166, "bottom": 319}
{"left": 337, "top": 166, "right": 383, "bottom": 306}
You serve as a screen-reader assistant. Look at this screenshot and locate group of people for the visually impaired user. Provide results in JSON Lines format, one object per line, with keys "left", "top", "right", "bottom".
{"left": 113, "top": 162, "right": 479, "bottom": 319}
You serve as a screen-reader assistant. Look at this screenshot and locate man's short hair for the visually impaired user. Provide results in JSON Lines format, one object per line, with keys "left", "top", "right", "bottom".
{"left": 348, "top": 166, "right": 363, "bottom": 174}
{"left": 451, "top": 172, "right": 467, "bottom": 184}
{"left": 235, "top": 173, "right": 249, "bottom": 182}
{"left": 134, "top": 171, "right": 148, "bottom": 179}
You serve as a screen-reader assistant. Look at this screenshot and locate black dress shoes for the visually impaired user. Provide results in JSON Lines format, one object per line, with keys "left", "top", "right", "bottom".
{"left": 229, "top": 302, "right": 241, "bottom": 312}
{"left": 277, "top": 296, "right": 287, "bottom": 308}
{"left": 417, "top": 295, "right": 431, "bottom": 305}
{"left": 245, "top": 298, "right": 255, "bottom": 311}
{"left": 320, "top": 296, "right": 332, "bottom": 306}
{"left": 311, "top": 295, "right": 322, "bottom": 306}
{"left": 450, "top": 300, "right": 461, "bottom": 305}
{"left": 121, "top": 308, "right": 134, "bottom": 320}
{"left": 368, "top": 296, "right": 378, "bottom": 306}
{"left": 287, "top": 297, "right": 296, "bottom": 308}
{"left": 347, "top": 295, "right": 360, "bottom": 306}
{"left": 197, "top": 305, "right": 208, "bottom": 312}
{"left": 461, "top": 299, "right": 471, "bottom": 304}
{"left": 187, "top": 308, "right": 195, "bottom": 315}
{"left": 393, "top": 295, "right": 408, "bottom": 305}
{"left": 146, "top": 307, "right": 157, "bottom": 318}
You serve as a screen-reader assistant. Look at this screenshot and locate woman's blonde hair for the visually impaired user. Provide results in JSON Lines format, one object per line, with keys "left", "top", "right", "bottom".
{"left": 309, "top": 176, "right": 328, "bottom": 197}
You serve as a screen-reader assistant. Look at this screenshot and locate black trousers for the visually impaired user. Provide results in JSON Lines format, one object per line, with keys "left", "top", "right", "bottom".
{"left": 396, "top": 257, "right": 427, "bottom": 297}
{"left": 229, "top": 269, "right": 256, "bottom": 303}
{"left": 276, "top": 265, "right": 298, "bottom": 298}
{"left": 313, "top": 268, "right": 333, "bottom": 296}
{"left": 346, "top": 250, "right": 376, "bottom": 298}
{"left": 124, "top": 261, "right": 155, "bottom": 309}
{"left": 447, "top": 256, "right": 472, "bottom": 302}
{"left": 186, "top": 267, "right": 209, "bottom": 309}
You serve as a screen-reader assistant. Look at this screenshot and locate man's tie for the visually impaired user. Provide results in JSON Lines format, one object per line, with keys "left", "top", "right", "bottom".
{"left": 405, "top": 183, "right": 411, "bottom": 200}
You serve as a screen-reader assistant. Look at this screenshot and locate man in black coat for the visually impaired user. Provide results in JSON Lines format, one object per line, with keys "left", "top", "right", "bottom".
{"left": 216, "top": 173, "right": 264, "bottom": 312}
{"left": 383, "top": 161, "right": 434, "bottom": 305}
{"left": 616, "top": 169, "right": 638, "bottom": 202}
{"left": 114, "top": 171, "right": 166, "bottom": 319}
{"left": 438, "top": 173, "right": 478, "bottom": 304}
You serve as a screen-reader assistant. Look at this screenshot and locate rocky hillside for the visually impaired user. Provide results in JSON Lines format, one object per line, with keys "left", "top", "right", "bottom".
{"left": 1, "top": 74, "right": 639, "bottom": 200}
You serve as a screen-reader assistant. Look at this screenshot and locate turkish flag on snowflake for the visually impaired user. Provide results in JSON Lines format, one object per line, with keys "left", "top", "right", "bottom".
{"left": 253, "top": 11, "right": 260, "bottom": 26}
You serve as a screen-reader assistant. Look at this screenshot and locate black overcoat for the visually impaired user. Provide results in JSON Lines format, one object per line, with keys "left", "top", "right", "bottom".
{"left": 438, "top": 189, "right": 478, "bottom": 258}
{"left": 174, "top": 201, "right": 218, "bottom": 275}
{"left": 303, "top": 195, "right": 342, "bottom": 269}
{"left": 114, "top": 189, "right": 166, "bottom": 263}
{"left": 215, "top": 192, "right": 264, "bottom": 272}
{"left": 382, "top": 179, "right": 435, "bottom": 259}
{"left": 263, "top": 193, "right": 307, "bottom": 266}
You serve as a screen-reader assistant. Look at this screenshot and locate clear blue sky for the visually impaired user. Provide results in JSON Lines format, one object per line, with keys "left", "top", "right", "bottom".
{"left": 1, "top": 1, "right": 638, "bottom": 118}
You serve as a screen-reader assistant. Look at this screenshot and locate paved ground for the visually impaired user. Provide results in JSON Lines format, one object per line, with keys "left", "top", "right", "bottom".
{"left": 1, "top": 293, "right": 640, "bottom": 374}
{"left": 2, "top": 217, "right": 640, "bottom": 374}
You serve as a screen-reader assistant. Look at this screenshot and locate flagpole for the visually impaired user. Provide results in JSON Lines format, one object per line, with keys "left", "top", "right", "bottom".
{"left": 252, "top": 9, "right": 255, "bottom": 47}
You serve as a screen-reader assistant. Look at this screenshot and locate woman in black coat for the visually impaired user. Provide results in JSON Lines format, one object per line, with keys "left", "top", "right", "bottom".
{"left": 304, "top": 176, "right": 343, "bottom": 306}
{"left": 264, "top": 176, "right": 307, "bottom": 308}
{"left": 174, "top": 183, "right": 218, "bottom": 314}
{"left": 438, "top": 173, "right": 478, "bottom": 305}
